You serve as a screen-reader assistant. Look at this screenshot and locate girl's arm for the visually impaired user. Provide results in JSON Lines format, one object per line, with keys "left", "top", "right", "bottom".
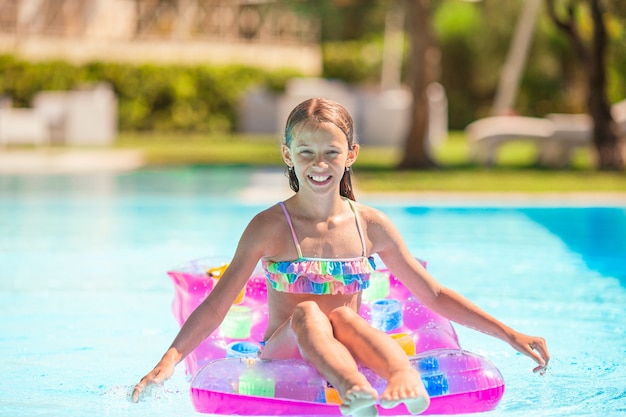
{"left": 364, "top": 206, "right": 550, "bottom": 373}
{"left": 132, "top": 212, "right": 270, "bottom": 402}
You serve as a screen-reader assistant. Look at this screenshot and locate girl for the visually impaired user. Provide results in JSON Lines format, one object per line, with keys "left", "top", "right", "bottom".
{"left": 132, "top": 98, "right": 549, "bottom": 416}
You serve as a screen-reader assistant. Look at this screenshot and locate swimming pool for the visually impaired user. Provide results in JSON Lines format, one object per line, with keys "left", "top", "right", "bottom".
{"left": 1, "top": 166, "right": 625, "bottom": 417}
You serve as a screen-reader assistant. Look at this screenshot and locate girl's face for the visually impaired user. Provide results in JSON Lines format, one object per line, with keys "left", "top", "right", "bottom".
{"left": 282, "top": 121, "right": 359, "bottom": 196}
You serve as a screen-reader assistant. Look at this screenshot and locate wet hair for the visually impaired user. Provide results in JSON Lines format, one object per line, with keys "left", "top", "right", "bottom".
{"left": 283, "top": 98, "right": 356, "bottom": 200}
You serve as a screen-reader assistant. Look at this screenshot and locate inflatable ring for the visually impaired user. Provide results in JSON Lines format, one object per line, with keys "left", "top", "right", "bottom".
{"left": 167, "top": 258, "right": 505, "bottom": 415}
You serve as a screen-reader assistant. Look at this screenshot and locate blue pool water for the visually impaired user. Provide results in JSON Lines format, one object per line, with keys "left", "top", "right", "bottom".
{"left": 1, "top": 166, "right": 625, "bottom": 417}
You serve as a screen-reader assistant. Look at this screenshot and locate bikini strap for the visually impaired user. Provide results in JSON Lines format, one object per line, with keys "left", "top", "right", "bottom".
{"left": 278, "top": 202, "right": 303, "bottom": 258}
{"left": 347, "top": 199, "right": 367, "bottom": 257}
{"left": 279, "top": 200, "right": 366, "bottom": 258}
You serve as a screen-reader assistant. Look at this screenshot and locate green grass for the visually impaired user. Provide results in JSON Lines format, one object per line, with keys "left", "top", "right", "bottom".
{"left": 117, "top": 131, "right": 626, "bottom": 193}
{"left": 117, "top": 132, "right": 285, "bottom": 165}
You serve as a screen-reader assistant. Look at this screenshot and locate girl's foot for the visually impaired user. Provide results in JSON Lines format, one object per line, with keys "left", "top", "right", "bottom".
{"left": 340, "top": 385, "right": 379, "bottom": 416}
{"left": 379, "top": 368, "right": 430, "bottom": 415}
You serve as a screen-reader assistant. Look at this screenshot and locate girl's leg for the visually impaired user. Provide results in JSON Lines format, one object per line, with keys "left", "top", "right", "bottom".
{"left": 329, "top": 306, "right": 430, "bottom": 415}
{"left": 262, "top": 301, "right": 378, "bottom": 416}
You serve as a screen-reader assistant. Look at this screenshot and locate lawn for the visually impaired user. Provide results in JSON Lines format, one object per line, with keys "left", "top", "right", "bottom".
{"left": 117, "top": 131, "right": 626, "bottom": 193}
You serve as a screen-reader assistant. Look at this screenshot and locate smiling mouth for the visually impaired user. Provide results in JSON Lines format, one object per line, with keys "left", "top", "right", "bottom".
{"left": 308, "top": 175, "right": 332, "bottom": 184}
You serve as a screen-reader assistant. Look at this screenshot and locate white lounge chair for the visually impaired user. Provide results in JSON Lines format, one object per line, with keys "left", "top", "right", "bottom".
{"left": 465, "top": 99, "right": 626, "bottom": 168}
{"left": 466, "top": 116, "right": 556, "bottom": 166}
{"left": 0, "top": 108, "right": 50, "bottom": 147}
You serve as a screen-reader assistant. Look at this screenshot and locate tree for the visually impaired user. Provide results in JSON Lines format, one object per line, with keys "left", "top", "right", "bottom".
{"left": 546, "top": 0, "right": 624, "bottom": 170}
{"left": 398, "top": 0, "right": 439, "bottom": 169}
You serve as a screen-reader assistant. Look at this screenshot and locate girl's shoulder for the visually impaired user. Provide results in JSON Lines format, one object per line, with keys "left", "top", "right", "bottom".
{"left": 352, "top": 202, "right": 403, "bottom": 254}
{"left": 239, "top": 204, "right": 291, "bottom": 256}
{"left": 351, "top": 201, "right": 391, "bottom": 224}
{"left": 249, "top": 203, "right": 286, "bottom": 228}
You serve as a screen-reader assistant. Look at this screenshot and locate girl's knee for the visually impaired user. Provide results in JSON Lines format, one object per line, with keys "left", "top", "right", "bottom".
{"left": 292, "top": 300, "right": 323, "bottom": 319}
{"left": 329, "top": 306, "right": 370, "bottom": 342}
{"left": 290, "top": 301, "right": 327, "bottom": 332}
{"left": 328, "top": 305, "right": 358, "bottom": 326}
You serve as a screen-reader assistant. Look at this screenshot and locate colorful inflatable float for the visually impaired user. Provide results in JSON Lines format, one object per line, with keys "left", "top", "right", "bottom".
{"left": 167, "top": 257, "right": 505, "bottom": 415}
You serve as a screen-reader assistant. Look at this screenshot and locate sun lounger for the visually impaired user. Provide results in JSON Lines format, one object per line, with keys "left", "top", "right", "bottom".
{"left": 0, "top": 108, "right": 50, "bottom": 147}
{"left": 465, "top": 99, "right": 626, "bottom": 168}
{"left": 466, "top": 116, "right": 556, "bottom": 166}
{"left": 541, "top": 113, "right": 592, "bottom": 167}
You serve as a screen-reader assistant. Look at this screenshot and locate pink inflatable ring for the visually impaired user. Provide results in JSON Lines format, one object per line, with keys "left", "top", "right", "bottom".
{"left": 167, "top": 257, "right": 505, "bottom": 415}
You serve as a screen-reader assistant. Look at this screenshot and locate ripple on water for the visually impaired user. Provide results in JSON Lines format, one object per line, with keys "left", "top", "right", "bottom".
{"left": 96, "top": 381, "right": 196, "bottom": 417}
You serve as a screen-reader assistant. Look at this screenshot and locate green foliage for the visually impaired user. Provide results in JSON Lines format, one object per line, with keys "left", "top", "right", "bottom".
{"left": 303, "top": 0, "right": 626, "bottom": 135}
{"left": 321, "top": 37, "right": 385, "bottom": 84}
{"left": 606, "top": 11, "right": 626, "bottom": 103}
{"left": 433, "top": 1, "right": 482, "bottom": 42}
{"left": 2, "top": 1, "right": 625, "bottom": 135}
{"left": 0, "top": 56, "right": 300, "bottom": 133}
{"left": 0, "top": 55, "right": 83, "bottom": 106}
{"left": 433, "top": 1, "right": 485, "bottom": 128}
{"left": 430, "top": 0, "right": 626, "bottom": 126}
{"left": 289, "top": 0, "right": 387, "bottom": 41}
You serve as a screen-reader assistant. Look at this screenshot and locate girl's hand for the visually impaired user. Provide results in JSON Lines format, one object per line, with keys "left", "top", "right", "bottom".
{"left": 131, "top": 354, "right": 177, "bottom": 402}
{"left": 508, "top": 332, "right": 550, "bottom": 375}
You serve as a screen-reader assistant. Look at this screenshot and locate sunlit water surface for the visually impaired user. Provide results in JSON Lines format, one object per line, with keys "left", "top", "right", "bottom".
{"left": 1, "top": 167, "right": 624, "bottom": 417}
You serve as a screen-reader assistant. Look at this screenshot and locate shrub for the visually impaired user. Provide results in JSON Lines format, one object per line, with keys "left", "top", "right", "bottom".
{"left": 0, "top": 55, "right": 300, "bottom": 133}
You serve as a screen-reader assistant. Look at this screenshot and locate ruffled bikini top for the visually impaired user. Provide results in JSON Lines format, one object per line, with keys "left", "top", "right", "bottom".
{"left": 262, "top": 200, "right": 375, "bottom": 295}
